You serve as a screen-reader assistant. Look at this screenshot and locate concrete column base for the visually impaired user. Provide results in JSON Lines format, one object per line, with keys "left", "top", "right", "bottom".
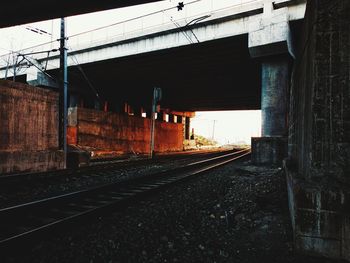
{"left": 285, "top": 162, "right": 350, "bottom": 261}
{"left": 67, "top": 146, "right": 90, "bottom": 168}
{"left": 251, "top": 136, "right": 287, "bottom": 165}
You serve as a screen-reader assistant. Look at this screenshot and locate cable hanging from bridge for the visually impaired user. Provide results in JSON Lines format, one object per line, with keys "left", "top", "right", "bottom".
{"left": 67, "top": 44, "right": 101, "bottom": 101}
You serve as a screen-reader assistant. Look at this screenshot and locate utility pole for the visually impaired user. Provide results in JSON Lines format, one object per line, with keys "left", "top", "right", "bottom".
{"left": 4, "top": 54, "right": 10, "bottom": 80}
{"left": 59, "top": 17, "right": 68, "bottom": 167}
{"left": 12, "top": 54, "right": 18, "bottom": 82}
{"left": 212, "top": 120, "right": 217, "bottom": 141}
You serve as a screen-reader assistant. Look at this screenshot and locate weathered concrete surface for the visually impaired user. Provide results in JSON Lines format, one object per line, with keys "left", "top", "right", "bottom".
{"left": 0, "top": 80, "right": 64, "bottom": 174}
{"left": 251, "top": 51, "right": 289, "bottom": 166}
{"left": 0, "top": 151, "right": 64, "bottom": 174}
{"left": 251, "top": 136, "right": 287, "bottom": 165}
{"left": 248, "top": 1, "right": 297, "bottom": 58}
{"left": 68, "top": 107, "right": 184, "bottom": 155}
{"left": 261, "top": 55, "right": 289, "bottom": 137}
{"left": 286, "top": 165, "right": 350, "bottom": 260}
{"left": 288, "top": 0, "right": 350, "bottom": 181}
{"left": 286, "top": 0, "right": 350, "bottom": 260}
{"left": 250, "top": 3, "right": 292, "bottom": 165}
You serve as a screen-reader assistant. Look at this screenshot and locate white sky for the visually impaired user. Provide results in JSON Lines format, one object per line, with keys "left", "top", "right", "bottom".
{"left": 192, "top": 111, "right": 261, "bottom": 145}
{"left": 0, "top": 0, "right": 262, "bottom": 144}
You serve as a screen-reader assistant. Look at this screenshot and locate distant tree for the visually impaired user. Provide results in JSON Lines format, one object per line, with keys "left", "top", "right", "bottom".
{"left": 194, "top": 134, "right": 217, "bottom": 148}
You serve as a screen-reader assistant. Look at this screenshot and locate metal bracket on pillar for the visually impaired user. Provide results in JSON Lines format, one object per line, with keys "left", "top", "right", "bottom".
{"left": 59, "top": 17, "right": 68, "bottom": 167}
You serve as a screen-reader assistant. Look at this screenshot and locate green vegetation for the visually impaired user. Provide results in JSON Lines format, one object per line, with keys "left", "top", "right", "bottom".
{"left": 194, "top": 134, "right": 218, "bottom": 146}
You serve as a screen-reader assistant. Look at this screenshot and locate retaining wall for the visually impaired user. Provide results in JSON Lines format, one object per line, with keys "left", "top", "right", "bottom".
{"left": 286, "top": 0, "right": 350, "bottom": 260}
{"left": 0, "top": 80, "right": 64, "bottom": 174}
{"left": 68, "top": 107, "right": 184, "bottom": 154}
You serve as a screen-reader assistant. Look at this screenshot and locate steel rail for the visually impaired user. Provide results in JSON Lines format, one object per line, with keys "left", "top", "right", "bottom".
{"left": 0, "top": 148, "right": 250, "bottom": 250}
{"left": 0, "top": 149, "right": 236, "bottom": 187}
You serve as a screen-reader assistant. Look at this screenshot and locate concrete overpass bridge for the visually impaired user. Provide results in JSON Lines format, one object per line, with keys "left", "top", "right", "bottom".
{"left": 0, "top": 0, "right": 305, "bottom": 113}
{"left": 2, "top": 0, "right": 305, "bottom": 69}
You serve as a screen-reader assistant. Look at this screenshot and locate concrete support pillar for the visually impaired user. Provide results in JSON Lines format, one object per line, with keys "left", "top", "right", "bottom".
{"left": 176, "top": 115, "right": 183, "bottom": 124}
{"left": 156, "top": 111, "right": 162, "bottom": 121}
{"left": 145, "top": 110, "right": 152, "bottom": 119}
{"left": 122, "top": 102, "right": 128, "bottom": 114}
{"left": 185, "top": 117, "right": 190, "bottom": 140}
{"left": 168, "top": 114, "right": 175, "bottom": 123}
{"left": 134, "top": 106, "right": 144, "bottom": 117}
{"left": 252, "top": 55, "right": 289, "bottom": 165}
{"left": 123, "top": 102, "right": 133, "bottom": 115}
{"left": 261, "top": 55, "right": 289, "bottom": 137}
{"left": 157, "top": 111, "right": 166, "bottom": 122}
{"left": 103, "top": 101, "right": 108, "bottom": 112}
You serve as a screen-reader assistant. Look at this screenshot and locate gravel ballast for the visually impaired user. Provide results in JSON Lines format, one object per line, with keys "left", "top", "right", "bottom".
{"left": 3, "top": 158, "right": 344, "bottom": 263}
{"left": 0, "top": 150, "right": 232, "bottom": 209}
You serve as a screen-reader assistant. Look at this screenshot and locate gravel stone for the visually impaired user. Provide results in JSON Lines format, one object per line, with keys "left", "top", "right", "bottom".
{"left": 2, "top": 158, "right": 345, "bottom": 263}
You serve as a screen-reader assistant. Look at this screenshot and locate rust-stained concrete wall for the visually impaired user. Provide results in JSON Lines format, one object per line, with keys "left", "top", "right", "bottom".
{"left": 286, "top": 0, "right": 350, "bottom": 260}
{"left": 68, "top": 107, "right": 184, "bottom": 154}
{"left": 0, "top": 80, "right": 64, "bottom": 174}
{"left": 288, "top": 0, "right": 350, "bottom": 182}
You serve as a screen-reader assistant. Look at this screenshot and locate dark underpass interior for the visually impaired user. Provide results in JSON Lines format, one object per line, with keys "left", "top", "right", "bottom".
{"left": 51, "top": 34, "right": 261, "bottom": 112}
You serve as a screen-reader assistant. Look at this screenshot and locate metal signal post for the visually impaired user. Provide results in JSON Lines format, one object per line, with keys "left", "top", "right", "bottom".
{"left": 150, "top": 87, "right": 162, "bottom": 159}
{"left": 59, "top": 17, "right": 68, "bottom": 167}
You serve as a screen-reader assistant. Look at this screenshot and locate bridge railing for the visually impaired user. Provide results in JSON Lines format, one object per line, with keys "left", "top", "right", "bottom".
{"left": 66, "top": 0, "right": 261, "bottom": 51}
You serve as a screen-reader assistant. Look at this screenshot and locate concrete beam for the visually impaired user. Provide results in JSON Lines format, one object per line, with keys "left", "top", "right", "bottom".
{"left": 248, "top": 2, "right": 297, "bottom": 58}
{"left": 27, "top": 71, "right": 59, "bottom": 89}
{"left": 162, "top": 109, "right": 195, "bottom": 118}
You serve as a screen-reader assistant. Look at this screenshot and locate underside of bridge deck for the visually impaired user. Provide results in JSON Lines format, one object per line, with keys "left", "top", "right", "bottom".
{"left": 47, "top": 34, "right": 262, "bottom": 112}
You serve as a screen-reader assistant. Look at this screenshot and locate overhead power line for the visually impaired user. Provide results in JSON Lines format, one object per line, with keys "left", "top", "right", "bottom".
{"left": 67, "top": 44, "right": 101, "bottom": 100}
{"left": 25, "top": 26, "right": 52, "bottom": 36}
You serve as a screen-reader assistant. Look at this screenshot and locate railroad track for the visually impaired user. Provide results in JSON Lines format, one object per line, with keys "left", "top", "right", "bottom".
{"left": 0, "top": 148, "right": 237, "bottom": 188}
{"left": 0, "top": 148, "right": 250, "bottom": 250}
